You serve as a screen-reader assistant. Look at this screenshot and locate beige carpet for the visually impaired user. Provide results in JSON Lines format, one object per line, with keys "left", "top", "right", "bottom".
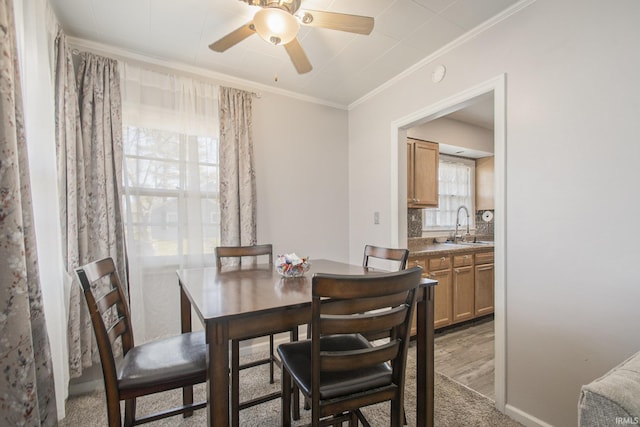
{"left": 61, "top": 344, "right": 522, "bottom": 426}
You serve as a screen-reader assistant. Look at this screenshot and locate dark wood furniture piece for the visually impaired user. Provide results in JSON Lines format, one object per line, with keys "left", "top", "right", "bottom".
{"left": 361, "top": 244, "right": 411, "bottom": 424}
{"left": 176, "top": 259, "right": 436, "bottom": 427}
{"left": 362, "top": 244, "right": 409, "bottom": 271}
{"left": 214, "top": 244, "right": 298, "bottom": 427}
{"left": 76, "top": 257, "right": 207, "bottom": 427}
{"left": 278, "top": 267, "right": 422, "bottom": 426}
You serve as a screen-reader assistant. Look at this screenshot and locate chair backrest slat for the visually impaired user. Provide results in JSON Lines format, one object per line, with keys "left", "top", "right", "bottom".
{"left": 107, "top": 317, "right": 129, "bottom": 345}
{"left": 96, "top": 288, "right": 121, "bottom": 315}
{"left": 320, "top": 305, "right": 408, "bottom": 335}
{"left": 321, "top": 293, "right": 407, "bottom": 316}
{"left": 320, "top": 341, "right": 400, "bottom": 372}
{"left": 362, "top": 245, "right": 409, "bottom": 271}
{"left": 215, "top": 244, "right": 273, "bottom": 268}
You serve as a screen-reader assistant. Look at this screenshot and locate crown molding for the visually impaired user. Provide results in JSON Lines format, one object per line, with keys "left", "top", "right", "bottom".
{"left": 348, "top": 0, "right": 537, "bottom": 110}
{"left": 67, "top": 36, "right": 348, "bottom": 110}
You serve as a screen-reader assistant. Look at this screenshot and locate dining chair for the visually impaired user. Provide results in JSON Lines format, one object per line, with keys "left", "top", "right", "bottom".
{"left": 278, "top": 267, "right": 422, "bottom": 427}
{"left": 75, "top": 257, "right": 207, "bottom": 427}
{"left": 215, "top": 244, "right": 299, "bottom": 426}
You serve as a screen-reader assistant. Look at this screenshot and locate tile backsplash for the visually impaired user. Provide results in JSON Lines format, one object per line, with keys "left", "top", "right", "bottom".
{"left": 407, "top": 209, "right": 423, "bottom": 238}
{"left": 475, "top": 210, "right": 494, "bottom": 237}
{"left": 407, "top": 208, "right": 494, "bottom": 239}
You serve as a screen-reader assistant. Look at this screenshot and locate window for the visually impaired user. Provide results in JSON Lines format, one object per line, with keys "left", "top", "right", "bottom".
{"left": 123, "top": 127, "right": 219, "bottom": 260}
{"left": 424, "top": 155, "right": 475, "bottom": 230}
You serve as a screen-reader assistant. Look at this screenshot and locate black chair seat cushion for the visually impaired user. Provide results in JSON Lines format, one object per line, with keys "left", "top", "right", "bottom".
{"left": 117, "top": 331, "right": 206, "bottom": 391}
{"left": 277, "top": 334, "right": 392, "bottom": 400}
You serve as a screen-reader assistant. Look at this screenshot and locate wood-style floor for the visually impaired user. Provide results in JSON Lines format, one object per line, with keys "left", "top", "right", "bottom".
{"left": 434, "top": 317, "right": 495, "bottom": 400}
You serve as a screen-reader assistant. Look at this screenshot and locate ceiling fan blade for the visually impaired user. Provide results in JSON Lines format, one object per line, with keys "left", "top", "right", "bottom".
{"left": 209, "top": 21, "right": 255, "bottom": 52}
{"left": 298, "top": 10, "right": 374, "bottom": 35}
{"left": 284, "top": 38, "right": 312, "bottom": 74}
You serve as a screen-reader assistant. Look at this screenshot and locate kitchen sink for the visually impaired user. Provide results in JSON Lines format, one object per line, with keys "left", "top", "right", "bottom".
{"left": 445, "top": 240, "right": 493, "bottom": 246}
{"left": 457, "top": 240, "right": 493, "bottom": 246}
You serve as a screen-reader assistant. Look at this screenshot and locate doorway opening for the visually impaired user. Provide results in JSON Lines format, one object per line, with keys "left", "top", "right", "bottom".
{"left": 390, "top": 74, "right": 506, "bottom": 411}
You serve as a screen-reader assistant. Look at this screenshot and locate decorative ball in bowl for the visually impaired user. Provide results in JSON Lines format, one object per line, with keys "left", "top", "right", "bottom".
{"left": 275, "top": 253, "right": 310, "bottom": 278}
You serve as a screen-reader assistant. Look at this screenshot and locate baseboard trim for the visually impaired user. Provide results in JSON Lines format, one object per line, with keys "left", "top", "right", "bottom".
{"left": 69, "top": 379, "right": 104, "bottom": 396}
{"left": 504, "top": 404, "right": 553, "bottom": 427}
{"left": 239, "top": 329, "right": 306, "bottom": 358}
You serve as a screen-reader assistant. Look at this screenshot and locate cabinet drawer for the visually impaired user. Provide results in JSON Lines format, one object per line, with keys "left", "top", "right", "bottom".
{"left": 408, "top": 256, "right": 427, "bottom": 271}
{"left": 428, "top": 256, "right": 450, "bottom": 271}
{"left": 475, "top": 251, "right": 494, "bottom": 265}
{"left": 453, "top": 253, "right": 473, "bottom": 267}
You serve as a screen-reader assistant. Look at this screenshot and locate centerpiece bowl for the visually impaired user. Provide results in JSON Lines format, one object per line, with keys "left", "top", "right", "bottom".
{"left": 275, "top": 253, "right": 310, "bottom": 278}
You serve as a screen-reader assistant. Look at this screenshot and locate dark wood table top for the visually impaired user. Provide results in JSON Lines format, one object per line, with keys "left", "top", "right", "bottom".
{"left": 176, "top": 259, "right": 388, "bottom": 323}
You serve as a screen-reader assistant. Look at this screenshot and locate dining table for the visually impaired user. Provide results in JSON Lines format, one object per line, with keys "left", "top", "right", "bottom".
{"left": 176, "top": 258, "right": 437, "bottom": 427}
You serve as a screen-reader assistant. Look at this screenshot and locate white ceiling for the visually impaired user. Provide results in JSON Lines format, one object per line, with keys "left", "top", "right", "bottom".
{"left": 49, "top": 0, "right": 520, "bottom": 109}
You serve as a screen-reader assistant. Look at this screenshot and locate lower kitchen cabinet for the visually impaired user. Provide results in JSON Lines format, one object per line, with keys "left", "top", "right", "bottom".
{"left": 409, "top": 247, "right": 495, "bottom": 333}
{"left": 474, "top": 252, "right": 495, "bottom": 316}
{"left": 452, "top": 265, "right": 474, "bottom": 323}
{"left": 430, "top": 268, "right": 452, "bottom": 329}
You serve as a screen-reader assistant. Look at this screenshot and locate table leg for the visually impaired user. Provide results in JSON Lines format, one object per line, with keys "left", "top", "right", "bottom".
{"left": 180, "top": 285, "right": 192, "bottom": 334}
{"left": 180, "top": 284, "right": 194, "bottom": 417}
{"left": 416, "top": 286, "right": 435, "bottom": 427}
{"left": 207, "top": 321, "right": 230, "bottom": 426}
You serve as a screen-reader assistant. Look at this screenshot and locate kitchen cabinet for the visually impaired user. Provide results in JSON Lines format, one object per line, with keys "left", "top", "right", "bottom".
{"left": 452, "top": 254, "right": 474, "bottom": 323}
{"left": 430, "top": 268, "right": 452, "bottom": 329}
{"left": 476, "top": 156, "right": 494, "bottom": 210}
{"left": 408, "top": 247, "right": 495, "bottom": 333}
{"left": 407, "top": 138, "right": 439, "bottom": 207}
{"left": 427, "top": 256, "right": 452, "bottom": 329}
{"left": 409, "top": 255, "right": 453, "bottom": 331}
{"left": 474, "top": 251, "right": 494, "bottom": 316}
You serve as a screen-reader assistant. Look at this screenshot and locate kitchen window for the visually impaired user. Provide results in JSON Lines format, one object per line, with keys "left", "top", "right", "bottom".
{"left": 423, "top": 155, "right": 475, "bottom": 231}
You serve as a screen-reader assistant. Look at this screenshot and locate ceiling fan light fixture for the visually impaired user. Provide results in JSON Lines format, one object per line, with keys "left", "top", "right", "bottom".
{"left": 253, "top": 8, "right": 299, "bottom": 45}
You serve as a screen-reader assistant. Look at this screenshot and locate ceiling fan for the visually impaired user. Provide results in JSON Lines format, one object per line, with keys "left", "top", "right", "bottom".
{"left": 209, "top": 0, "right": 374, "bottom": 74}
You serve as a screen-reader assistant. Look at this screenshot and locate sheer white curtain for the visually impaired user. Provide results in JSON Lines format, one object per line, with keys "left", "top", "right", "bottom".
{"left": 424, "top": 156, "right": 474, "bottom": 230}
{"left": 120, "top": 63, "right": 219, "bottom": 341}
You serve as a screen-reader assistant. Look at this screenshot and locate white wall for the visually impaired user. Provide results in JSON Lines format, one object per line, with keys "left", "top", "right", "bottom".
{"left": 348, "top": 0, "right": 640, "bottom": 426}
{"left": 408, "top": 117, "right": 494, "bottom": 154}
{"left": 253, "top": 92, "right": 349, "bottom": 262}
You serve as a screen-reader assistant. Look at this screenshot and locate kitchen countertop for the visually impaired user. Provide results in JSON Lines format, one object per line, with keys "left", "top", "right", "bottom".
{"left": 408, "top": 238, "right": 494, "bottom": 257}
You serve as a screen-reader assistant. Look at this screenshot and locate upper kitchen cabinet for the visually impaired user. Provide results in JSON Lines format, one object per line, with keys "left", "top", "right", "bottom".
{"left": 476, "top": 156, "right": 494, "bottom": 210}
{"left": 407, "top": 138, "right": 439, "bottom": 207}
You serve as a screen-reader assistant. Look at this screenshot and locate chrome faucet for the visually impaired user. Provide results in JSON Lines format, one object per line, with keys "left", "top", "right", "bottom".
{"left": 454, "top": 205, "right": 470, "bottom": 243}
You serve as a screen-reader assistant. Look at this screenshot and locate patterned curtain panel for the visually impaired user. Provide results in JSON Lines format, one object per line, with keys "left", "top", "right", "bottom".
{"left": 55, "top": 48, "right": 126, "bottom": 378}
{"left": 218, "top": 87, "right": 256, "bottom": 257}
{"left": 0, "top": 0, "right": 57, "bottom": 424}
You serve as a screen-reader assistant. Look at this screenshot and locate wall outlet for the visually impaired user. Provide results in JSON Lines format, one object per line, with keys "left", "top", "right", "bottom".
{"left": 374, "top": 211, "right": 380, "bottom": 225}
